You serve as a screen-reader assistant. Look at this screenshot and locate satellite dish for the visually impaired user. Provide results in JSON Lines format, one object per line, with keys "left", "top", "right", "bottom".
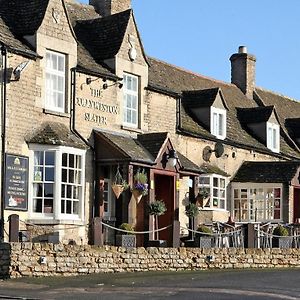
{"left": 202, "top": 142, "right": 224, "bottom": 161}
{"left": 215, "top": 142, "right": 224, "bottom": 158}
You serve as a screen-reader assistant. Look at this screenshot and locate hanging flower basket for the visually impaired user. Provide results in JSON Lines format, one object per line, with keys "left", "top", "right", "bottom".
{"left": 131, "top": 169, "right": 148, "bottom": 203}
{"left": 112, "top": 184, "right": 124, "bottom": 199}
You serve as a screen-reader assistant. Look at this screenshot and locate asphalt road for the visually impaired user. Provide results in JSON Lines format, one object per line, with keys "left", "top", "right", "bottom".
{"left": 0, "top": 268, "right": 299, "bottom": 300}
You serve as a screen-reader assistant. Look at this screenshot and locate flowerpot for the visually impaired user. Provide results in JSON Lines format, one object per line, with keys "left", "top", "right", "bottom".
{"left": 116, "top": 234, "right": 136, "bottom": 248}
{"left": 112, "top": 184, "right": 124, "bottom": 199}
{"left": 194, "top": 235, "right": 214, "bottom": 248}
{"left": 132, "top": 189, "right": 143, "bottom": 203}
{"left": 272, "top": 236, "right": 293, "bottom": 248}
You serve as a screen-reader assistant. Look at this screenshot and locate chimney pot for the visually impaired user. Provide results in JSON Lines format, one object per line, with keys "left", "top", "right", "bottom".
{"left": 238, "top": 46, "right": 247, "bottom": 54}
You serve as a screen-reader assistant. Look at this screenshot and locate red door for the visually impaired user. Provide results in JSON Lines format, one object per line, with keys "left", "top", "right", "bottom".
{"left": 294, "top": 188, "right": 300, "bottom": 222}
{"left": 154, "top": 174, "right": 175, "bottom": 246}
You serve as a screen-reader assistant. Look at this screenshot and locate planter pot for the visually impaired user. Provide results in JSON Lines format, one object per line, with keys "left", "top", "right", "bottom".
{"left": 112, "top": 184, "right": 124, "bottom": 199}
{"left": 116, "top": 234, "right": 136, "bottom": 248}
{"left": 132, "top": 189, "right": 143, "bottom": 203}
{"left": 272, "top": 237, "right": 293, "bottom": 248}
{"left": 194, "top": 235, "right": 214, "bottom": 248}
{"left": 148, "top": 240, "right": 167, "bottom": 248}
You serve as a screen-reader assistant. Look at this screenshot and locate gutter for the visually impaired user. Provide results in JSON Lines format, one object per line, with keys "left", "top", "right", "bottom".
{"left": 0, "top": 43, "right": 7, "bottom": 241}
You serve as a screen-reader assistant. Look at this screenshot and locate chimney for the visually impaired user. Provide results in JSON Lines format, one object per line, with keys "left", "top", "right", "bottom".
{"left": 230, "top": 46, "right": 256, "bottom": 99}
{"left": 89, "top": 0, "right": 131, "bottom": 16}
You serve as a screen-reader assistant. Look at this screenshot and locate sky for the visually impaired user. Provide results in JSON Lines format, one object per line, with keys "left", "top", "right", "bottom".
{"left": 79, "top": 0, "right": 300, "bottom": 101}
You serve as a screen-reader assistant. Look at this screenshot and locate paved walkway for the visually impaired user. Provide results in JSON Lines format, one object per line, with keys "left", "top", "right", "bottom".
{"left": 0, "top": 268, "right": 299, "bottom": 299}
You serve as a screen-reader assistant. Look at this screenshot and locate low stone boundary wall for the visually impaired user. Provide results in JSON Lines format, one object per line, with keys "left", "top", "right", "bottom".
{"left": 1, "top": 243, "right": 300, "bottom": 278}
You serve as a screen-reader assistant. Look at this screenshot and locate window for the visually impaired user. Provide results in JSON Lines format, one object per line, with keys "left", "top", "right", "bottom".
{"left": 267, "top": 122, "right": 280, "bottom": 153}
{"left": 123, "top": 73, "right": 138, "bottom": 127}
{"left": 199, "top": 174, "right": 227, "bottom": 210}
{"left": 45, "top": 50, "right": 66, "bottom": 112}
{"left": 232, "top": 184, "right": 282, "bottom": 222}
{"left": 211, "top": 107, "right": 226, "bottom": 140}
{"left": 103, "top": 179, "right": 112, "bottom": 218}
{"left": 30, "top": 146, "right": 85, "bottom": 220}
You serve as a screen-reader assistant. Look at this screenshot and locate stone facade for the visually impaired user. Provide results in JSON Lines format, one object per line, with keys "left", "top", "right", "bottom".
{"left": 1, "top": 242, "right": 300, "bottom": 278}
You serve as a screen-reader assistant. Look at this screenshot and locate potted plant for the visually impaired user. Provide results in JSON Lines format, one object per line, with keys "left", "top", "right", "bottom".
{"left": 185, "top": 203, "right": 199, "bottom": 246}
{"left": 195, "top": 188, "right": 210, "bottom": 208}
{"left": 194, "top": 224, "right": 214, "bottom": 248}
{"left": 116, "top": 223, "right": 136, "bottom": 248}
{"left": 148, "top": 199, "right": 167, "bottom": 247}
{"left": 272, "top": 225, "right": 292, "bottom": 248}
{"left": 131, "top": 170, "right": 148, "bottom": 203}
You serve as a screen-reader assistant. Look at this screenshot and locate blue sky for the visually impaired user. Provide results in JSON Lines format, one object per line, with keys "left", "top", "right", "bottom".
{"left": 79, "top": 0, "right": 300, "bottom": 101}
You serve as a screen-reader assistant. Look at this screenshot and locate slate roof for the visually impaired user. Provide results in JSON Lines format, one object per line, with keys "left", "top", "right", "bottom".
{"left": 0, "top": 0, "right": 49, "bottom": 36}
{"left": 95, "top": 130, "right": 202, "bottom": 173}
{"left": 73, "top": 9, "right": 131, "bottom": 62}
{"left": 147, "top": 57, "right": 300, "bottom": 159}
{"left": 286, "top": 118, "right": 300, "bottom": 139}
{"left": 26, "top": 122, "right": 88, "bottom": 149}
{"left": 237, "top": 106, "right": 275, "bottom": 124}
{"left": 232, "top": 161, "right": 300, "bottom": 183}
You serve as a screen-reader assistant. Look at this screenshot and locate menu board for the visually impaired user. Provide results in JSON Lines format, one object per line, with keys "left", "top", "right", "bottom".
{"left": 5, "top": 154, "right": 28, "bottom": 211}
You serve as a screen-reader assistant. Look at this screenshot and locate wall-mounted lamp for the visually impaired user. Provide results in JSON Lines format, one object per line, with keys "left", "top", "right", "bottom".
{"left": 162, "top": 149, "right": 178, "bottom": 168}
{"left": 13, "top": 60, "right": 30, "bottom": 80}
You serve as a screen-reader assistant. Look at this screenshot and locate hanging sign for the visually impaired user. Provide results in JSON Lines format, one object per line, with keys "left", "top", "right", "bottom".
{"left": 5, "top": 154, "right": 28, "bottom": 211}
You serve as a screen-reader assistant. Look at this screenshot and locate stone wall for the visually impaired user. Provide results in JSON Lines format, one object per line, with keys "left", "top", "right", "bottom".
{"left": 1, "top": 243, "right": 300, "bottom": 279}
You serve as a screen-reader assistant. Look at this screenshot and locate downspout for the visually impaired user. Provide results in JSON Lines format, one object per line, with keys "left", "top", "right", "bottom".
{"left": 70, "top": 67, "right": 97, "bottom": 230}
{"left": 0, "top": 44, "right": 7, "bottom": 242}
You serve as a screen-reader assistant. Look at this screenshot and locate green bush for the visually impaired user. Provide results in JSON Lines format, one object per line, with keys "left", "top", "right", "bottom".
{"left": 185, "top": 203, "right": 199, "bottom": 218}
{"left": 119, "top": 223, "right": 134, "bottom": 234}
{"left": 148, "top": 200, "right": 167, "bottom": 216}
{"left": 273, "top": 225, "right": 289, "bottom": 236}
{"left": 197, "top": 224, "right": 212, "bottom": 234}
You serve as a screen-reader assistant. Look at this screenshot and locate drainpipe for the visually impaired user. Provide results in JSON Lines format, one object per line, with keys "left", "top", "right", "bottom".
{"left": 0, "top": 43, "right": 7, "bottom": 242}
{"left": 70, "top": 68, "right": 100, "bottom": 243}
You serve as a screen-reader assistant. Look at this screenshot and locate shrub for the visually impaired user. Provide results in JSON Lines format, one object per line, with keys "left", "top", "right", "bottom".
{"left": 119, "top": 223, "right": 134, "bottom": 234}
{"left": 273, "top": 225, "right": 289, "bottom": 237}
{"left": 197, "top": 224, "right": 212, "bottom": 234}
{"left": 185, "top": 203, "right": 199, "bottom": 218}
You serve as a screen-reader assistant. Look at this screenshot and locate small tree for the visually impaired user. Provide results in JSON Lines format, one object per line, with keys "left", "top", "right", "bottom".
{"left": 148, "top": 199, "right": 167, "bottom": 240}
{"left": 185, "top": 203, "right": 199, "bottom": 240}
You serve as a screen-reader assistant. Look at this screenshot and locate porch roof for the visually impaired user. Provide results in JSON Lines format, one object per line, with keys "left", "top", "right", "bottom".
{"left": 232, "top": 161, "right": 300, "bottom": 183}
{"left": 94, "top": 130, "right": 203, "bottom": 174}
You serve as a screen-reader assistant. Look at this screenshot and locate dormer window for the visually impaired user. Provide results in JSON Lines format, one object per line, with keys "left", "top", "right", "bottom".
{"left": 267, "top": 122, "right": 280, "bottom": 153}
{"left": 211, "top": 107, "right": 226, "bottom": 140}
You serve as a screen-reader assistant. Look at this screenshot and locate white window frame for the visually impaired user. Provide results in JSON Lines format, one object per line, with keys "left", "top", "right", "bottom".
{"left": 45, "top": 50, "right": 66, "bottom": 113}
{"left": 28, "top": 145, "right": 85, "bottom": 222}
{"left": 198, "top": 174, "right": 227, "bottom": 210}
{"left": 231, "top": 183, "right": 282, "bottom": 223}
{"left": 267, "top": 122, "right": 280, "bottom": 153}
{"left": 123, "top": 73, "right": 139, "bottom": 128}
{"left": 211, "top": 107, "right": 226, "bottom": 140}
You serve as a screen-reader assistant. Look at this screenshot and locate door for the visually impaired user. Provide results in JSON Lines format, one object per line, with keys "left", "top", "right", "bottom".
{"left": 154, "top": 174, "right": 175, "bottom": 246}
{"left": 294, "top": 188, "right": 300, "bottom": 222}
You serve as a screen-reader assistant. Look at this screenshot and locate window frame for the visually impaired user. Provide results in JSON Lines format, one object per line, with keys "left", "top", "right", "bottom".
{"left": 28, "top": 145, "right": 85, "bottom": 222}
{"left": 267, "top": 122, "right": 280, "bottom": 153}
{"left": 211, "top": 107, "right": 227, "bottom": 140}
{"left": 123, "top": 72, "right": 139, "bottom": 128}
{"left": 198, "top": 174, "right": 227, "bottom": 210}
{"left": 45, "top": 50, "right": 66, "bottom": 113}
{"left": 231, "top": 183, "right": 282, "bottom": 223}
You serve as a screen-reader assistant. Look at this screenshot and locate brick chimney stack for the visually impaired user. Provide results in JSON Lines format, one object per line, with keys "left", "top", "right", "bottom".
{"left": 89, "top": 0, "right": 131, "bottom": 16}
{"left": 230, "top": 46, "right": 256, "bottom": 99}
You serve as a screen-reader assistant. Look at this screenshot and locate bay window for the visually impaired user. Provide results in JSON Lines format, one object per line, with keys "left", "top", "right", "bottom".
{"left": 232, "top": 183, "right": 282, "bottom": 222}
{"left": 45, "top": 50, "right": 66, "bottom": 112}
{"left": 30, "top": 145, "right": 85, "bottom": 221}
{"left": 199, "top": 174, "right": 227, "bottom": 210}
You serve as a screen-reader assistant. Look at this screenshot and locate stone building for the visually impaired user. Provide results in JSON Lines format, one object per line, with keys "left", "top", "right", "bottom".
{"left": 0, "top": 0, "right": 299, "bottom": 246}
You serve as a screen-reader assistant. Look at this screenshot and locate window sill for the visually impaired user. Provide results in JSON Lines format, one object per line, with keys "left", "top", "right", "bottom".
{"left": 201, "top": 208, "right": 228, "bottom": 212}
{"left": 43, "top": 109, "right": 70, "bottom": 118}
{"left": 27, "top": 218, "right": 84, "bottom": 226}
{"left": 121, "top": 125, "right": 143, "bottom": 134}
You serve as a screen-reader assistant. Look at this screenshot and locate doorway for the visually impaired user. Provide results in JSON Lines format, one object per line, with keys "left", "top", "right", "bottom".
{"left": 293, "top": 188, "right": 300, "bottom": 222}
{"left": 154, "top": 174, "right": 175, "bottom": 246}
